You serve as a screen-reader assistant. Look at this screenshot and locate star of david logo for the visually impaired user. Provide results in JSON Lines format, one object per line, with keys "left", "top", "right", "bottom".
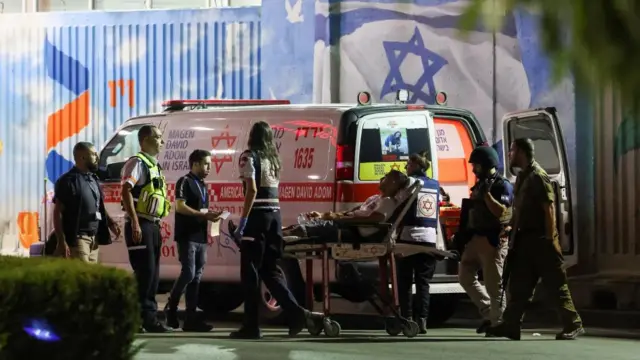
{"left": 418, "top": 194, "right": 436, "bottom": 217}
{"left": 381, "top": 27, "right": 448, "bottom": 104}
{"left": 211, "top": 125, "right": 237, "bottom": 148}
{"left": 390, "top": 163, "right": 402, "bottom": 171}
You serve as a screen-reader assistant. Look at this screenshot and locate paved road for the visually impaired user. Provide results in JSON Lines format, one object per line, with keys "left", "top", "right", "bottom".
{"left": 135, "top": 325, "right": 639, "bottom": 360}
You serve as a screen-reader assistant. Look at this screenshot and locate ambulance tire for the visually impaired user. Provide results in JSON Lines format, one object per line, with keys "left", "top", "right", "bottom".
{"left": 260, "top": 258, "right": 306, "bottom": 324}
{"left": 198, "top": 284, "right": 245, "bottom": 317}
{"left": 416, "top": 294, "right": 458, "bottom": 327}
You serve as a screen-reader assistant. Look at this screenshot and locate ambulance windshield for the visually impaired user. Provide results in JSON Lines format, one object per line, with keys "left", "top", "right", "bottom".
{"left": 358, "top": 115, "right": 432, "bottom": 181}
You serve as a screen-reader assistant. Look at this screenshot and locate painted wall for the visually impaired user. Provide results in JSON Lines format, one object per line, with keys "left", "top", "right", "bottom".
{"left": 0, "top": 7, "right": 262, "bottom": 255}
{"left": 0, "top": 0, "right": 579, "bottom": 259}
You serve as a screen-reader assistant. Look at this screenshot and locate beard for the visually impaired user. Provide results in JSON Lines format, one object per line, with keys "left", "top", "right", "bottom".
{"left": 87, "top": 162, "right": 98, "bottom": 172}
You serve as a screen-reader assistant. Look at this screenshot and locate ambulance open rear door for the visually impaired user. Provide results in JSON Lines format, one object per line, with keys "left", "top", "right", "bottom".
{"left": 501, "top": 107, "right": 577, "bottom": 268}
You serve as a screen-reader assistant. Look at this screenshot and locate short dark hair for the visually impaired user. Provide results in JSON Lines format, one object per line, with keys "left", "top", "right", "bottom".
{"left": 512, "top": 138, "right": 535, "bottom": 160}
{"left": 72, "top": 141, "right": 94, "bottom": 158}
{"left": 388, "top": 169, "right": 410, "bottom": 188}
{"left": 409, "top": 152, "right": 431, "bottom": 171}
{"left": 138, "top": 125, "right": 157, "bottom": 145}
{"left": 189, "top": 149, "right": 211, "bottom": 168}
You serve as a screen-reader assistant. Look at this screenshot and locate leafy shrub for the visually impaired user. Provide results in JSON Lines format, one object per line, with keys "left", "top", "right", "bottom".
{"left": 0, "top": 256, "right": 141, "bottom": 360}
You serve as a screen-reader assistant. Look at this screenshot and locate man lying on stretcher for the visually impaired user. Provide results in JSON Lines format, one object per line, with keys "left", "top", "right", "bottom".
{"left": 282, "top": 170, "right": 411, "bottom": 241}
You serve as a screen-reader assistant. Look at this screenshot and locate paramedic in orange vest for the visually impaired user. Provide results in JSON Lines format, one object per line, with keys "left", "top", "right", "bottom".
{"left": 397, "top": 153, "right": 440, "bottom": 335}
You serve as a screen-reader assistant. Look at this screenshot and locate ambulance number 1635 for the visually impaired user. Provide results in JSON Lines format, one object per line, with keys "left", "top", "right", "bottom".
{"left": 293, "top": 147, "right": 315, "bottom": 169}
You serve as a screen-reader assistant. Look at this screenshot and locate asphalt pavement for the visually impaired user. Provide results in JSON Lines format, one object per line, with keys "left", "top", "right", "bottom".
{"left": 134, "top": 325, "right": 639, "bottom": 360}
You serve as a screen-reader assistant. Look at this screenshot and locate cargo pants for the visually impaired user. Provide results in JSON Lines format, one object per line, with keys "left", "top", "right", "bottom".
{"left": 502, "top": 233, "right": 582, "bottom": 330}
{"left": 458, "top": 234, "right": 508, "bottom": 325}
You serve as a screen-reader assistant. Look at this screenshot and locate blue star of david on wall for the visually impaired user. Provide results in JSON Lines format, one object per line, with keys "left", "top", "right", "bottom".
{"left": 381, "top": 27, "right": 448, "bottom": 104}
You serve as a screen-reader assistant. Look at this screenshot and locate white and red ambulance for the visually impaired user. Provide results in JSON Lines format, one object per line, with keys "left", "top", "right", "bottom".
{"left": 43, "top": 91, "right": 575, "bottom": 325}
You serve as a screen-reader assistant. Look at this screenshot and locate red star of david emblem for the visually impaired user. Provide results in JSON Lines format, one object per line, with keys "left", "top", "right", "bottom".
{"left": 212, "top": 155, "right": 233, "bottom": 174}
{"left": 390, "top": 163, "right": 401, "bottom": 171}
{"left": 211, "top": 125, "right": 237, "bottom": 149}
{"left": 421, "top": 198, "right": 434, "bottom": 211}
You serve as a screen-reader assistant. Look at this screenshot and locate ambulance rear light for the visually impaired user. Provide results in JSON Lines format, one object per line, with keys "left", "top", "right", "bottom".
{"left": 162, "top": 99, "right": 290, "bottom": 112}
{"left": 336, "top": 144, "right": 354, "bottom": 180}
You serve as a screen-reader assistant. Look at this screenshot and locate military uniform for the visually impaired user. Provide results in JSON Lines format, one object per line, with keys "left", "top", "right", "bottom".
{"left": 492, "top": 161, "right": 582, "bottom": 340}
{"left": 121, "top": 152, "right": 171, "bottom": 331}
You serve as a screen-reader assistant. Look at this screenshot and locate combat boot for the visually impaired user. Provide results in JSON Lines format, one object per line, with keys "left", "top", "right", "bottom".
{"left": 556, "top": 325, "right": 585, "bottom": 340}
{"left": 417, "top": 318, "right": 427, "bottom": 334}
{"left": 485, "top": 323, "right": 521, "bottom": 340}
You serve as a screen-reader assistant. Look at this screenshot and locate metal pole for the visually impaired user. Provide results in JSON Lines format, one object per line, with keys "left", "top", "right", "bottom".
{"left": 491, "top": 28, "right": 497, "bottom": 145}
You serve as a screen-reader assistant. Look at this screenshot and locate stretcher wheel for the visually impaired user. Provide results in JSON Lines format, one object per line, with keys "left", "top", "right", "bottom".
{"left": 323, "top": 320, "right": 341, "bottom": 337}
{"left": 402, "top": 321, "right": 419, "bottom": 338}
{"left": 384, "top": 318, "right": 402, "bottom": 336}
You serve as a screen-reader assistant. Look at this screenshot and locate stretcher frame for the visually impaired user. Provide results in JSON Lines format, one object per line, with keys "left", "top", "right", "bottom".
{"left": 284, "top": 180, "right": 455, "bottom": 337}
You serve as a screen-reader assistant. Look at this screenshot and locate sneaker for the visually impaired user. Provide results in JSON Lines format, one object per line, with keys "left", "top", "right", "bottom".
{"left": 143, "top": 321, "right": 173, "bottom": 333}
{"left": 556, "top": 326, "right": 585, "bottom": 340}
{"left": 229, "top": 326, "right": 262, "bottom": 340}
{"left": 164, "top": 307, "right": 180, "bottom": 329}
{"left": 182, "top": 312, "right": 213, "bottom": 332}
{"left": 476, "top": 320, "right": 491, "bottom": 334}
{"left": 485, "top": 323, "right": 521, "bottom": 340}
{"left": 417, "top": 318, "right": 427, "bottom": 335}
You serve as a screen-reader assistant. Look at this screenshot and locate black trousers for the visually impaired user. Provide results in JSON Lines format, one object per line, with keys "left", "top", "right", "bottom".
{"left": 397, "top": 253, "right": 437, "bottom": 319}
{"left": 241, "top": 209, "right": 303, "bottom": 329}
{"left": 126, "top": 218, "right": 161, "bottom": 325}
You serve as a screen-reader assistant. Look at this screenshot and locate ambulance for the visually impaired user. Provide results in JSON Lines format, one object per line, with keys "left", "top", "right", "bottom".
{"left": 60, "top": 90, "right": 575, "bottom": 325}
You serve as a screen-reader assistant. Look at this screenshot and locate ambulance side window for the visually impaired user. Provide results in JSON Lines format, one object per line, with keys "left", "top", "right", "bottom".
{"left": 98, "top": 125, "right": 142, "bottom": 182}
{"left": 508, "top": 118, "right": 560, "bottom": 174}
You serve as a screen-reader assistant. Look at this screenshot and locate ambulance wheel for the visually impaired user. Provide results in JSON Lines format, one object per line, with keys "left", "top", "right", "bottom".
{"left": 384, "top": 318, "right": 402, "bottom": 336}
{"left": 198, "top": 284, "right": 245, "bottom": 316}
{"left": 323, "top": 320, "right": 341, "bottom": 337}
{"left": 307, "top": 318, "right": 324, "bottom": 336}
{"left": 402, "top": 321, "right": 419, "bottom": 338}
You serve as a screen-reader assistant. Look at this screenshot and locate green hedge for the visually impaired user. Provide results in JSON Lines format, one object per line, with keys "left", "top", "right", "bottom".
{"left": 0, "top": 256, "right": 141, "bottom": 360}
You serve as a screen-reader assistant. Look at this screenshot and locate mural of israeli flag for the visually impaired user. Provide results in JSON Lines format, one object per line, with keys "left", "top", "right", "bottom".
{"left": 313, "top": 0, "right": 531, "bottom": 132}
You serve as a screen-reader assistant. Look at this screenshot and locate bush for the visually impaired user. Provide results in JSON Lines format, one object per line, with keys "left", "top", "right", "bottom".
{"left": 0, "top": 256, "right": 141, "bottom": 360}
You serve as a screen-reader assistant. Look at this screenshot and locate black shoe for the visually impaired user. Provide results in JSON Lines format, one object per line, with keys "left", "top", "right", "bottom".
{"left": 485, "top": 323, "right": 521, "bottom": 340}
{"left": 417, "top": 318, "right": 427, "bottom": 335}
{"left": 144, "top": 321, "right": 173, "bottom": 333}
{"left": 165, "top": 307, "right": 180, "bottom": 329}
{"left": 476, "top": 320, "right": 491, "bottom": 334}
{"left": 182, "top": 312, "right": 213, "bottom": 332}
{"left": 556, "top": 326, "right": 585, "bottom": 340}
{"left": 229, "top": 327, "right": 262, "bottom": 339}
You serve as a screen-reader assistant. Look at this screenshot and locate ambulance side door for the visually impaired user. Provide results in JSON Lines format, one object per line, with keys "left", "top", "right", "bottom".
{"left": 501, "top": 107, "right": 576, "bottom": 268}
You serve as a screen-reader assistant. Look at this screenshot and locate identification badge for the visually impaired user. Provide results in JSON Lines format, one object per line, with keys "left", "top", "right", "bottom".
{"left": 95, "top": 212, "right": 103, "bottom": 220}
{"left": 200, "top": 208, "right": 209, "bottom": 214}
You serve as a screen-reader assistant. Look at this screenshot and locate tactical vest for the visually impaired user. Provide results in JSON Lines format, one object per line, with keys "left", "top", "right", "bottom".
{"left": 402, "top": 175, "right": 440, "bottom": 241}
{"left": 468, "top": 174, "right": 512, "bottom": 235}
{"left": 244, "top": 150, "right": 280, "bottom": 211}
{"left": 128, "top": 152, "right": 171, "bottom": 219}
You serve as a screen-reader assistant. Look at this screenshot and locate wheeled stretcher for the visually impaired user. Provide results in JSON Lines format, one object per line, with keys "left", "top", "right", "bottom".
{"left": 283, "top": 180, "right": 457, "bottom": 338}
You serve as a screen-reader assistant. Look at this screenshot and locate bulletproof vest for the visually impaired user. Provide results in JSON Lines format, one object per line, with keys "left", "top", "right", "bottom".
{"left": 402, "top": 175, "right": 440, "bottom": 229}
{"left": 245, "top": 150, "right": 280, "bottom": 210}
{"left": 468, "top": 174, "right": 511, "bottom": 231}
{"left": 126, "top": 152, "right": 171, "bottom": 219}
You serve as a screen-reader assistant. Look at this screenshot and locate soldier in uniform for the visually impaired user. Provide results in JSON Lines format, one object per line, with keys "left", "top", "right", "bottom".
{"left": 458, "top": 146, "right": 513, "bottom": 335}
{"left": 487, "top": 138, "right": 585, "bottom": 340}
{"left": 397, "top": 153, "right": 440, "bottom": 335}
{"left": 121, "top": 124, "right": 172, "bottom": 333}
{"left": 228, "top": 121, "right": 317, "bottom": 339}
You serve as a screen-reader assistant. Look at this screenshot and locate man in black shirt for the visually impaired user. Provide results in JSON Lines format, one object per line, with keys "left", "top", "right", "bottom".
{"left": 165, "top": 149, "right": 222, "bottom": 332}
{"left": 53, "top": 142, "right": 120, "bottom": 262}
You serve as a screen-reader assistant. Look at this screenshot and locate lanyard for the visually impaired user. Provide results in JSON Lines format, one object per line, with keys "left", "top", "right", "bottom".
{"left": 194, "top": 180, "right": 207, "bottom": 204}
{"left": 86, "top": 175, "right": 100, "bottom": 208}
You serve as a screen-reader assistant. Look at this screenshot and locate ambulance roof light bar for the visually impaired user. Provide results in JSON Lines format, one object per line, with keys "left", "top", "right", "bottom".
{"left": 162, "top": 99, "right": 291, "bottom": 112}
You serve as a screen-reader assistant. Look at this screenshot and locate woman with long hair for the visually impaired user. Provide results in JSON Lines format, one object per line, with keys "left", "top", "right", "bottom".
{"left": 228, "top": 121, "right": 316, "bottom": 339}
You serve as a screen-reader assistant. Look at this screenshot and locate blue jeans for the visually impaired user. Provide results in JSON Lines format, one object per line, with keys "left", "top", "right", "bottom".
{"left": 168, "top": 241, "right": 207, "bottom": 312}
